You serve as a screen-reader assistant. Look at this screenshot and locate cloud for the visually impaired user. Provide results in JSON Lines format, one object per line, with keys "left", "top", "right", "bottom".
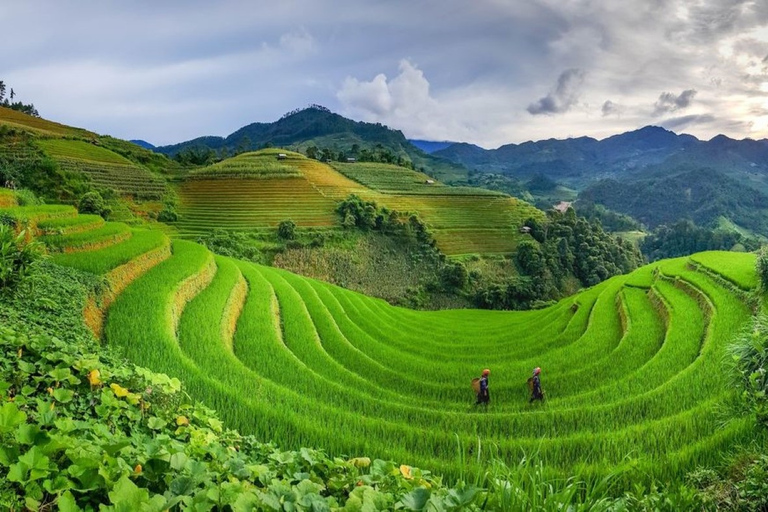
{"left": 652, "top": 89, "right": 697, "bottom": 116}
{"left": 279, "top": 27, "right": 317, "bottom": 57}
{"left": 660, "top": 113, "right": 716, "bottom": 129}
{"left": 527, "top": 68, "right": 585, "bottom": 115}
{"left": 337, "top": 59, "right": 446, "bottom": 138}
{"left": 601, "top": 100, "right": 619, "bottom": 116}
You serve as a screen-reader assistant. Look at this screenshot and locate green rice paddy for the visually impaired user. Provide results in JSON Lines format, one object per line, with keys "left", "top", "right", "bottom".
{"left": 27, "top": 201, "right": 760, "bottom": 482}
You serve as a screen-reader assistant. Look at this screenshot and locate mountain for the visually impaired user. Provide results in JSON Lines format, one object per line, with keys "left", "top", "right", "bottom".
{"left": 154, "top": 106, "right": 468, "bottom": 182}
{"left": 434, "top": 126, "right": 768, "bottom": 190}
{"left": 408, "top": 139, "right": 456, "bottom": 153}
{"left": 130, "top": 139, "right": 155, "bottom": 150}
{"left": 579, "top": 166, "right": 768, "bottom": 232}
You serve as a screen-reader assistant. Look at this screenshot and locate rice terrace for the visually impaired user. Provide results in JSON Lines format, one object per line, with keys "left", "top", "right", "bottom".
{"left": 4, "top": 2, "right": 768, "bottom": 508}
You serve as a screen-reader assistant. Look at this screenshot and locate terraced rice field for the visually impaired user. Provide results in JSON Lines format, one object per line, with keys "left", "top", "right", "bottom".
{"left": 28, "top": 203, "right": 761, "bottom": 482}
{"left": 176, "top": 149, "right": 542, "bottom": 255}
{"left": 0, "top": 105, "right": 95, "bottom": 138}
{"left": 330, "top": 161, "right": 501, "bottom": 196}
{"left": 36, "top": 139, "right": 166, "bottom": 198}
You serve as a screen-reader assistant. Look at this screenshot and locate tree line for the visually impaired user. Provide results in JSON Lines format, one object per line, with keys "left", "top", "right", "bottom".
{"left": 0, "top": 81, "right": 39, "bottom": 117}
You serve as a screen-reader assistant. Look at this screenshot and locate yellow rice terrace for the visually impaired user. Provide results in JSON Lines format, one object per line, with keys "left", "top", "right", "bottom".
{"left": 7, "top": 201, "right": 760, "bottom": 482}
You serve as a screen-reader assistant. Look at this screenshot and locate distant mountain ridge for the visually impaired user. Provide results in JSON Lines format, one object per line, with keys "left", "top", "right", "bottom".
{"left": 434, "top": 126, "right": 768, "bottom": 190}
{"left": 408, "top": 139, "right": 456, "bottom": 154}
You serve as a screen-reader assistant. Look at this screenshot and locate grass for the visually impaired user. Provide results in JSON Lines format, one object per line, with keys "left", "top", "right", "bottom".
{"left": 35, "top": 138, "right": 166, "bottom": 198}
{"left": 40, "top": 221, "right": 131, "bottom": 252}
{"left": 0, "top": 105, "right": 95, "bottom": 137}
{"left": 51, "top": 229, "right": 168, "bottom": 275}
{"left": 37, "top": 214, "right": 105, "bottom": 234}
{"left": 0, "top": 188, "right": 16, "bottom": 207}
{"left": 39, "top": 205, "right": 761, "bottom": 486}
{"left": 330, "top": 161, "right": 502, "bottom": 196}
{"left": 689, "top": 250, "right": 758, "bottom": 290}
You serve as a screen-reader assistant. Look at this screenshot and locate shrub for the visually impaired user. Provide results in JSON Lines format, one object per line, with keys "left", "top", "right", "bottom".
{"left": 277, "top": 219, "right": 297, "bottom": 240}
{"left": 157, "top": 203, "right": 178, "bottom": 222}
{"left": 0, "top": 224, "right": 43, "bottom": 289}
{"left": 756, "top": 246, "right": 768, "bottom": 292}
{"left": 78, "top": 191, "right": 111, "bottom": 219}
{"left": 729, "top": 314, "right": 768, "bottom": 427}
{"left": 14, "top": 189, "right": 41, "bottom": 206}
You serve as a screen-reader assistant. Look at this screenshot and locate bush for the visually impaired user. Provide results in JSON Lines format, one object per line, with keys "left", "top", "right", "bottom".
{"left": 756, "top": 246, "right": 768, "bottom": 293}
{"left": 0, "top": 224, "right": 43, "bottom": 289}
{"left": 277, "top": 219, "right": 297, "bottom": 240}
{"left": 77, "top": 191, "right": 111, "bottom": 219}
{"left": 729, "top": 315, "right": 768, "bottom": 428}
{"left": 157, "top": 203, "right": 178, "bottom": 222}
{"left": 14, "top": 189, "right": 41, "bottom": 206}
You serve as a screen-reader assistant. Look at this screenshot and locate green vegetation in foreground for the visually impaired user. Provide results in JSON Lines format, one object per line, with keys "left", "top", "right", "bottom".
{"left": 0, "top": 254, "right": 764, "bottom": 509}
{"left": 1, "top": 204, "right": 768, "bottom": 508}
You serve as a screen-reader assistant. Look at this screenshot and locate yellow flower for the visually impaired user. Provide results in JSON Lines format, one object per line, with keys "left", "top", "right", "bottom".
{"left": 87, "top": 369, "right": 102, "bottom": 386}
{"left": 47, "top": 387, "right": 54, "bottom": 396}
{"left": 134, "top": 464, "right": 142, "bottom": 474}
{"left": 176, "top": 415, "right": 189, "bottom": 426}
{"left": 110, "top": 383, "right": 129, "bottom": 398}
{"left": 399, "top": 465, "right": 412, "bottom": 479}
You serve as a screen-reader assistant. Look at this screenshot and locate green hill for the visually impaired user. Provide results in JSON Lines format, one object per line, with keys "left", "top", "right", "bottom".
{"left": 1, "top": 201, "right": 757, "bottom": 484}
{"left": 174, "top": 148, "right": 541, "bottom": 257}
{"left": 0, "top": 106, "right": 174, "bottom": 201}
{"left": 155, "top": 105, "right": 468, "bottom": 182}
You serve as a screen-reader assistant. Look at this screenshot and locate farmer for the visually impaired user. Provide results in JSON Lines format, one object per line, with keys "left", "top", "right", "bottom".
{"left": 475, "top": 368, "right": 490, "bottom": 405}
{"left": 529, "top": 367, "right": 544, "bottom": 403}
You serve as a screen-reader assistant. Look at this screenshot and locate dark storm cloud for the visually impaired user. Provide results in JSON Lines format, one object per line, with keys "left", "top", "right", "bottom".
{"left": 652, "top": 89, "right": 697, "bottom": 116}
{"left": 526, "top": 69, "right": 586, "bottom": 115}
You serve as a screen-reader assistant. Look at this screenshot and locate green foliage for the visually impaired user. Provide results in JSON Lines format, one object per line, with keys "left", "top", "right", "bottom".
{"left": 729, "top": 315, "right": 768, "bottom": 427}
{"left": 196, "top": 229, "right": 264, "bottom": 263}
{"left": 157, "top": 203, "right": 178, "bottom": 223}
{"left": 0, "top": 80, "right": 38, "bottom": 117}
{"left": 757, "top": 247, "right": 768, "bottom": 294}
{"left": 476, "top": 208, "right": 643, "bottom": 309}
{"left": 13, "top": 189, "right": 41, "bottom": 207}
{"left": 77, "top": 191, "right": 112, "bottom": 219}
{"left": 277, "top": 219, "right": 297, "bottom": 240}
{"left": 575, "top": 201, "right": 641, "bottom": 232}
{"left": 580, "top": 167, "right": 768, "bottom": 233}
{"left": 641, "top": 220, "right": 757, "bottom": 262}
{"left": 0, "top": 225, "right": 42, "bottom": 289}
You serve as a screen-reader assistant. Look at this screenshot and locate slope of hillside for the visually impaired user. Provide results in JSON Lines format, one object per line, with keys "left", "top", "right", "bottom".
{"left": 0, "top": 106, "right": 172, "bottom": 199}
{"left": 175, "top": 148, "right": 542, "bottom": 256}
{"left": 11, "top": 202, "right": 758, "bottom": 485}
{"left": 580, "top": 167, "right": 768, "bottom": 232}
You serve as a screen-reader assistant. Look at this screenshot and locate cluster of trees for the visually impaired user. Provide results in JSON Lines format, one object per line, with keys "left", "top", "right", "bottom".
{"left": 306, "top": 143, "right": 416, "bottom": 170}
{"left": 0, "top": 81, "right": 38, "bottom": 117}
{"left": 337, "top": 194, "right": 434, "bottom": 247}
{"left": 575, "top": 201, "right": 641, "bottom": 232}
{"left": 475, "top": 208, "right": 644, "bottom": 310}
{"left": 640, "top": 219, "right": 759, "bottom": 261}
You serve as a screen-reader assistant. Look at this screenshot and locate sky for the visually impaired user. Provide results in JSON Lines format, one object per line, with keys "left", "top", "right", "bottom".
{"left": 4, "top": 0, "right": 768, "bottom": 148}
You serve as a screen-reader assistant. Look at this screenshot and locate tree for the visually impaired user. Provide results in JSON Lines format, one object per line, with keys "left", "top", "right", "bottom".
{"left": 305, "top": 146, "right": 318, "bottom": 160}
{"left": 277, "top": 219, "right": 297, "bottom": 240}
{"left": 78, "top": 191, "right": 111, "bottom": 219}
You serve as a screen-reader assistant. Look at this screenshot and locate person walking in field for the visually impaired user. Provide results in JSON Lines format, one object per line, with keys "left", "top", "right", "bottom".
{"left": 529, "top": 367, "right": 544, "bottom": 403}
{"left": 474, "top": 368, "right": 490, "bottom": 406}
